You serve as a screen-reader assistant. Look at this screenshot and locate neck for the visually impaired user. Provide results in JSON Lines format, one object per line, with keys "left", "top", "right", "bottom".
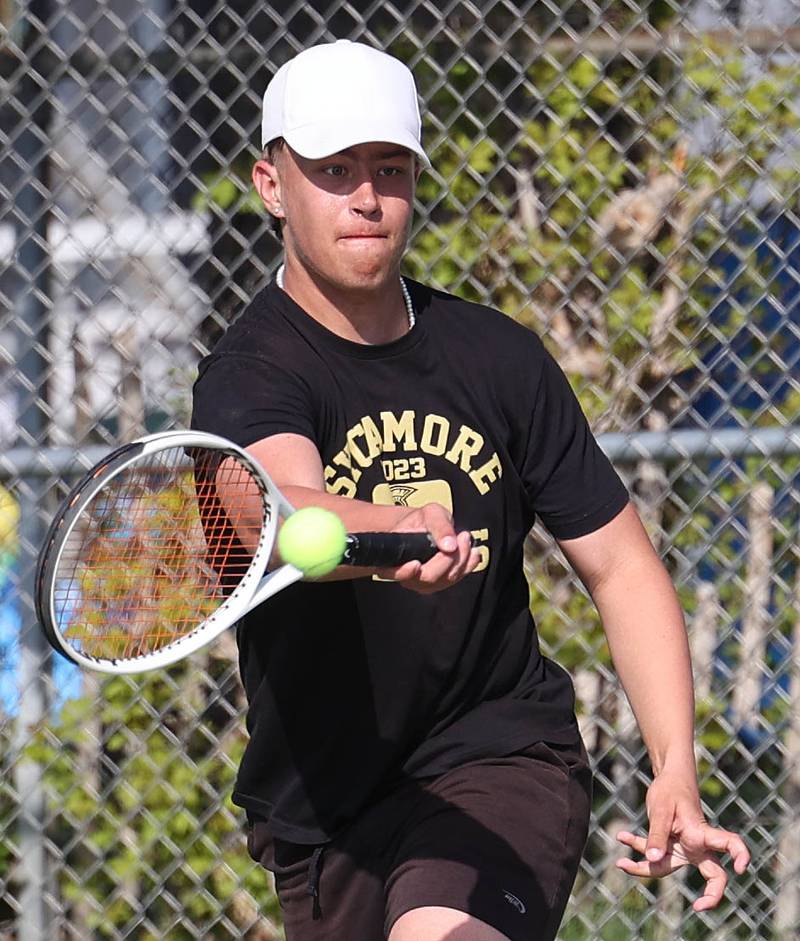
{"left": 277, "top": 261, "right": 414, "bottom": 345}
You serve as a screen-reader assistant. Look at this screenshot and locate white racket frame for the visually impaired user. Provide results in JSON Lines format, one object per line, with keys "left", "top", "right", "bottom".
{"left": 40, "top": 431, "right": 304, "bottom": 674}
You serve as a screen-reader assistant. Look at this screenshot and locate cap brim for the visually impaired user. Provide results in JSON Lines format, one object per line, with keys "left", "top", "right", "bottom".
{"left": 284, "top": 125, "right": 430, "bottom": 168}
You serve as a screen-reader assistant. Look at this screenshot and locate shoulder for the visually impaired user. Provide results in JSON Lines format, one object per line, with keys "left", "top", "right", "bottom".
{"left": 197, "top": 284, "right": 319, "bottom": 385}
{"left": 207, "top": 284, "right": 289, "bottom": 359}
{"left": 409, "top": 279, "right": 548, "bottom": 366}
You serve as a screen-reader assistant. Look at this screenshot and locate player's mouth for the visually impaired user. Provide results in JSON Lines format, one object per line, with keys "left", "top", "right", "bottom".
{"left": 339, "top": 233, "right": 388, "bottom": 240}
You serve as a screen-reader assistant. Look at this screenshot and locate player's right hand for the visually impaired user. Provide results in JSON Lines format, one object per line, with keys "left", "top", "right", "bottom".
{"left": 376, "top": 502, "right": 480, "bottom": 593}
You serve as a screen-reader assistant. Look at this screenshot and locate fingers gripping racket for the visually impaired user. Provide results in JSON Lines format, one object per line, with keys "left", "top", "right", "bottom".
{"left": 35, "top": 431, "right": 437, "bottom": 674}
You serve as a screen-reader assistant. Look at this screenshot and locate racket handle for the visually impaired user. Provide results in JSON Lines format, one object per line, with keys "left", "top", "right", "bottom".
{"left": 344, "top": 532, "right": 438, "bottom": 567}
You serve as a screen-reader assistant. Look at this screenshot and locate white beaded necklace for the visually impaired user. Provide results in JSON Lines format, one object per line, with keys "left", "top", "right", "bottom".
{"left": 276, "top": 264, "right": 416, "bottom": 331}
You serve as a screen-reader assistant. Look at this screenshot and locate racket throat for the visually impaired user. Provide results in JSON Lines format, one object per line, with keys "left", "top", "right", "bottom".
{"left": 249, "top": 563, "right": 305, "bottom": 608}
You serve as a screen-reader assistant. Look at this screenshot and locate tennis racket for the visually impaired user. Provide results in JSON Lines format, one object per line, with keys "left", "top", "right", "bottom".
{"left": 36, "top": 431, "right": 438, "bottom": 674}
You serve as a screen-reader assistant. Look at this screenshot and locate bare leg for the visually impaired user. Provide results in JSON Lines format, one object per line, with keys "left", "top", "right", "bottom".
{"left": 389, "top": 906, "right": 512, "bottom": 941}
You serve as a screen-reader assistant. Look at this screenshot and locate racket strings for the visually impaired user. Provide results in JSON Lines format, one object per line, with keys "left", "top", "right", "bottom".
{"left": 52, "top": 447, "right": 268, "bottom": 660}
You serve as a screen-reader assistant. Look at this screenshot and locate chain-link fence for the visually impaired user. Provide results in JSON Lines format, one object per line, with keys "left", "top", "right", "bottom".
{"left": 2, "top": 1, "right": 800, "bottom": 938}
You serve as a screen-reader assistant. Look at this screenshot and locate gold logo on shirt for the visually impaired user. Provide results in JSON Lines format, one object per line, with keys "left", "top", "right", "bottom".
{"left": 372, "top": 480, "right": 453, "bottom": 511}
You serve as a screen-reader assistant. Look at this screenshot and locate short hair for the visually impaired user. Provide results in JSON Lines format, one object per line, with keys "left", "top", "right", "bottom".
{"left": 262, "top": 138, "right": 285, "bottom": 240}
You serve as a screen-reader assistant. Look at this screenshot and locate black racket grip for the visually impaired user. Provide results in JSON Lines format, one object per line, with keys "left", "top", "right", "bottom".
{"left": 344, "top": 532, "right": 438, "bottom": 567}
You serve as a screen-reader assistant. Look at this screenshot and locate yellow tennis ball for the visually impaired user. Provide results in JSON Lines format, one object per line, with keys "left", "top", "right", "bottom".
{"left": 277, "top": 507, "right": 348, "bottom": 578}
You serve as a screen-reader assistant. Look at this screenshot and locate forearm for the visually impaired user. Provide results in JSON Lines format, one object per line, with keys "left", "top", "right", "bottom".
{"left": 599, "top": 555, "right": 752, "bottom": 893}
{"left": 277, "top": 486, "right": 417, "bottom": 580}
{"left": 590, "top": 556, "right": 696, "bottom": 777}
{"left": 244, "top": 435, "right": 413, "bottom": 538}
{"left": 282, "top": 485, "right": 409, "bottom": 531}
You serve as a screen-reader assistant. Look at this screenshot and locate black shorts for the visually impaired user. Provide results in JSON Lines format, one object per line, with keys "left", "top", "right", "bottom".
{"left": 247, "top": 740, "right": 592, "bottom": 941}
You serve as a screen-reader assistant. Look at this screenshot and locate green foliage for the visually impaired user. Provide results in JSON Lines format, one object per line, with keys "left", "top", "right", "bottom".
{"left": 28, "top": 669, "right": 278, "bottom": 938}
{"left": 530, "top": 573, "right": 608, "bottom": 672}
{"left": 192, "top": 172, "right": 263, "bottom": 215}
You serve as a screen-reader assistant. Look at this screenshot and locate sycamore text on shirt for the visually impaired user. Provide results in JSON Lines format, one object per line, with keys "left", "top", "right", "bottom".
{"left": 323, "top": 409, "right": 503, "bottom": 497}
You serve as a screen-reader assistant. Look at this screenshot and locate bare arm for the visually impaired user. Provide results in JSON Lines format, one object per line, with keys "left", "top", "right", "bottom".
{"left": 558, "top": 502, "right": 749, "bottom": 909}
{"left": 559, "top": 502, "right": 695, "bottom": 776}
{"left": 246, "top": 432, "right": 479, "bottom": 590}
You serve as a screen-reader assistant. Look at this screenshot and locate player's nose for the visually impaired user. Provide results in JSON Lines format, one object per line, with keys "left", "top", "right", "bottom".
{"left": 351, "top": 174, "right": 380, "bottom": 214}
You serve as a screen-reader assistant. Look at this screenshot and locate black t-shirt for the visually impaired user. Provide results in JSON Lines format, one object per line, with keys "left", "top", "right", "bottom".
{"left": 191, "top": 278, "right": 629, "bottom": 844}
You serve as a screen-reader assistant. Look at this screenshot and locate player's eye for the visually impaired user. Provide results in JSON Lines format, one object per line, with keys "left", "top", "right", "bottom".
{"left": 378, "top": 166, "right": 405, "bottom": 177}
{"left": 322, "top": 165, "right": 347, "bottom": 177}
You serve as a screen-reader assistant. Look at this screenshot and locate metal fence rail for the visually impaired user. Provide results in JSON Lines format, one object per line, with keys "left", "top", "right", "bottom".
{"left": 2, "top": 1, "right": 800, "bottom": 939}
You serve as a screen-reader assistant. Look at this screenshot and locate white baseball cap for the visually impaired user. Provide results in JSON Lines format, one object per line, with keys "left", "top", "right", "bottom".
{"left": 261, "top": 40, "right": 429, "bottom": 166}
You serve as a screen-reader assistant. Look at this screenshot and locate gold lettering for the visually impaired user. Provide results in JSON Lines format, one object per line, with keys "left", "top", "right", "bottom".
{"left": 346, "top": 423, "right": 371, "bottom": 469}
{"left": 327, "top": 476, "right": 357, "bottom": 498}
{"left": 420, "top": 414, "right": 450, "bottom": 456}
{"left": 469, "top": 453, "right": 502, "bottom": 494}
{"left": 444, "top": 425, "right": 485, "bottom": 472}
{"left": 409, "top": 457, "right": 426, "bottom": 478}
{"left": 361, "top": 416, "right": 383, "bottom": 460}
{"left": 332, "top": 447, "right": 361, "bottom": 483}
{"left": 381, "top": 410, "right": 417, "bottom": 452}
{"left": 327, "top": 413, "right": 499, "bottom": 497}
{"left": 469, "top": 528, "right": 490, "bottom": 572}
{"left": 324, "top": 465, "right": 357, "bottom": 498}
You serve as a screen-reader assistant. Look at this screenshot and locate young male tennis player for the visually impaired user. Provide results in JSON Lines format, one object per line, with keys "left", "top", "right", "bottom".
{"left": 192, "top": 39, "right": 749, "bottom": 941}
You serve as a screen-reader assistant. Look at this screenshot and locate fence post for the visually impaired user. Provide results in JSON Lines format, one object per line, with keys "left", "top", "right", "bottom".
{"left": 691, "top": 581, "right": 718, "bottom": 704}
{"left": 10, "top": 3, "right": 53, "bottom": 937}
{"left": 731, "top": 482, "right": 774, "bottom": 730}
{"left": 774, "top": 563, "right": 800, "bottom": 939}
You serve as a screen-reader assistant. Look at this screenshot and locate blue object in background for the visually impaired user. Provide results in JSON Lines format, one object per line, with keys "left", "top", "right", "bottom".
{"left": 0, "top": 558, "right": 21, "bottom": 716}
{"left": 692, "top": 210, "right": 800, "bottom": 427}
{"left": 0, "top": 554, "right": 82, "bottom": 720}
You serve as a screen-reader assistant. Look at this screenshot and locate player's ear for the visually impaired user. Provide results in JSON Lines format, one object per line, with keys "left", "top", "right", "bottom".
{"left": 252, "top": 155, "right": 284, "bottom": 219}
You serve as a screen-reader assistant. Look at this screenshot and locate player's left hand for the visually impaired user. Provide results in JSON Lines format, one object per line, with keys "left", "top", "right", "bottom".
{"left": 615, "top": 770, "right": 750, "bottom": 911}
